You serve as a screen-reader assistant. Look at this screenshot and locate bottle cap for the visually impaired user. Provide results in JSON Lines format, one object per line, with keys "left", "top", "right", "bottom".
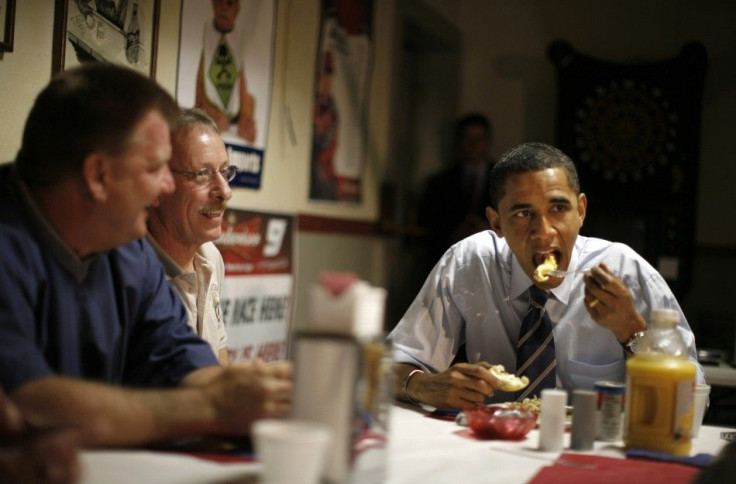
{"left": 651, "top": 308, "right": 680, "bottom": 328}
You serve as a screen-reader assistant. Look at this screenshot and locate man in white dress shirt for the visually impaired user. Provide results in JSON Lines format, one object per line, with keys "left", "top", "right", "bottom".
{"left": 389, "top": 142, "right": 703, "bottom": 410}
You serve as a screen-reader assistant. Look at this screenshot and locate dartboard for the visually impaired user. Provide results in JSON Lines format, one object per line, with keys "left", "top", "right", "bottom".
{"left": 573, "top": 79, "right": 678, "bottom": 184}
{"left": 550, "top": 40, "right": 705, "bottom": 198}
{"left": 548, "top": 40, "right": 707, "bottom": 298}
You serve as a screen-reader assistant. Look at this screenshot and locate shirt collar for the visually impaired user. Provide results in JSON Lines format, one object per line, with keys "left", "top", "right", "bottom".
{"left": 9, "top": 165, "right": 95, "bottom": 282}
{"left": 146, "top": 233, "right": 209, "bottom": 277}
{"left": 146, "top": 233, "right": 184, "bottom": 277}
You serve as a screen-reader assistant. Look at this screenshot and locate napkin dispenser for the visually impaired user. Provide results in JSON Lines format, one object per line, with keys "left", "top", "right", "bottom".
{"left": 292, "top": 273, "right": 392, "bottom": 484}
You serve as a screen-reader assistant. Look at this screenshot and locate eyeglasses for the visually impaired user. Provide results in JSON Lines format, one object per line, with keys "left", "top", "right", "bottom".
{"left": 171, "top": 165, "right": 238, "bottom": 186}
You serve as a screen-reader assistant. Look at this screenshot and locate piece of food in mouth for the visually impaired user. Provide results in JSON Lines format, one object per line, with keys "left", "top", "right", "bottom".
{"left": 533, "top": 253, "right": 558, "bottom": 283}
{"left": 488, "top": 365, "right": 530, "bottom": 392}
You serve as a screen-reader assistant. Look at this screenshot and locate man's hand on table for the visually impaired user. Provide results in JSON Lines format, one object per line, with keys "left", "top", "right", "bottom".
{"left": 8, "top": 360, "right": 293, "bottom": 447}
{"left": 200, "top": 360, "right": 293, "bottom": 434}
{"left": 403, "top": 362, "right": 508, "bottom": 410}
{"left": 0, "top": 389, "right": 80, "bottom": 484}
{"left": 583, "top": 263, "right": 646, "bottom": 343}
{"left": 0, "top": 427, "right": 81, "bottom": 484}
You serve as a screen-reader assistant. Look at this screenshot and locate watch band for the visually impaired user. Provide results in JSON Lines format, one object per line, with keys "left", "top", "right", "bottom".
{"left": 620, "top": 331, "right": 645, "bottom": 355}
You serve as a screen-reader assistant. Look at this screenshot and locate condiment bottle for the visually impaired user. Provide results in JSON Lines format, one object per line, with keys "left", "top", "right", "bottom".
{"left": 538, "top": 389, "right": 567, "bottom": 452}
{"left": 623, "top": 308, "right": 696, "bottom": 456}
{"left": 571, "top": 389, "right": 597, "bottom": 450}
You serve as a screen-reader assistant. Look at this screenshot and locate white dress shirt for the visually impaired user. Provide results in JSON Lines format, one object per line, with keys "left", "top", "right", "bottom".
{"left": 388, "top": 231, "right": 703, "bottom": 403}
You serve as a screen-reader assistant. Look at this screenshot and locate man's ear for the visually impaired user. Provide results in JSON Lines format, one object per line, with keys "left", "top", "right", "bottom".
{"left": 486, "top": 206, "right": 504, "bottom": 237}
{"left": 577, "top": 192, "right": 588, "bottom": 227}
{"left": 81, "top": 152, "right": 111, "bottom": 202}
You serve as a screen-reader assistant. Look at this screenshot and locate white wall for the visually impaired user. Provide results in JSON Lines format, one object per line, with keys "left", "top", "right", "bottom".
{"left": 0, "top": 1, "right": 56, "bottom": 162}
{"left": 0, "top": 0, "right": 384, "bottom": 221}
{"left": 0, "top": 0, "right": 391, "bottom": 332}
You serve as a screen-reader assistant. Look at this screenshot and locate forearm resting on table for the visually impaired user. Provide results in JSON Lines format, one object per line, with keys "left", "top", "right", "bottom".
{"left": 10, "top": 376, "right": 218, "bottom": 447}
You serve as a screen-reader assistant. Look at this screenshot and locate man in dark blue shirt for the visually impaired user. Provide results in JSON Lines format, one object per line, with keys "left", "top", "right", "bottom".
{"left": 0, "top": 63, "right": 292, "bottom": 446}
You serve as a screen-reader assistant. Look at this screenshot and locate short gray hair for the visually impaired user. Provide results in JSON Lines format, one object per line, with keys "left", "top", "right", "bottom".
{"left": 176, "top": 107, "right": 221, "bottom": 136}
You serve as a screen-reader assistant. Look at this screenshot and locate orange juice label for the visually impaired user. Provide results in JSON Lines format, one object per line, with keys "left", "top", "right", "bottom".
{"left": 624, "top": 354, "right": 695, "bottom": 456}
{"left": 674, "top": 380, "right": 695, "bottom": 439}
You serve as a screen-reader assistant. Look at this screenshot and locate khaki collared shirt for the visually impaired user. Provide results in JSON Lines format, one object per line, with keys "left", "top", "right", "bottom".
{"left": 147, "top": 236, "right": 228, "bottom": 356}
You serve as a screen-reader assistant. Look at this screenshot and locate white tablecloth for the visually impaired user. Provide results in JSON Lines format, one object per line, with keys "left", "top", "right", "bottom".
{"left": 80, "top": 403, "right": 732, "bottom": 483}
{"left": 385, "top": 404, "right": 729, "bottom": 483}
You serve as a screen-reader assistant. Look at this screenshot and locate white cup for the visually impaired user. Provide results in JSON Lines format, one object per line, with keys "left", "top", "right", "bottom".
{"left": 692, "top": 383, "right": 711, "bottom": 438}
{"left": 253, "top": 419, "right": 332, "bottom": 484}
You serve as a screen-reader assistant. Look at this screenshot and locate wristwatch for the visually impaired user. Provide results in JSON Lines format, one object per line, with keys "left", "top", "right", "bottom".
{"left": 620, "top": 331, "right": 646, "bottom": 355}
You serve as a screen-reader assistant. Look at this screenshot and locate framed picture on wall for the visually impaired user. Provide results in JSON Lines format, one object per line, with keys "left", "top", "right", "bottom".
{"left": 0, "top": 0, "right": 15, "bottom": 52}
{"left": 52, "top": 0, "right": 160, "bottom": 77}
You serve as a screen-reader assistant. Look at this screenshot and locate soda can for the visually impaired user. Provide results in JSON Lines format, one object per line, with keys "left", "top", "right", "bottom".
{"left": 594, "top": 380, "right": 626, "bottom": 441}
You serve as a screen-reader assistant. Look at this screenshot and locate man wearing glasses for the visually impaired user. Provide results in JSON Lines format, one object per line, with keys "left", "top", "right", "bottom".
{"left": 148, "top": 108, "right": 237, "bottom": 364}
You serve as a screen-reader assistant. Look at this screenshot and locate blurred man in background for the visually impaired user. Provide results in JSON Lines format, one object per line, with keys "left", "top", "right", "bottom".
{"left": 419, "top": 113, "right": 496, "bottom": 265}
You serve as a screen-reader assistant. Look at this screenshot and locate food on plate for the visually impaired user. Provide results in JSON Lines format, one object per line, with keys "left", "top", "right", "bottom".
{"left": 506, "top": 397, "right": 542, "bottom": 415}
{"left": 458, "top": 397, "right": 569, "bottom": 433}
{"left": 488, "top": 365, "right": 529, "bottom": 392}
{"left": 533, "top": 253, "right": 558, "bottom": 282}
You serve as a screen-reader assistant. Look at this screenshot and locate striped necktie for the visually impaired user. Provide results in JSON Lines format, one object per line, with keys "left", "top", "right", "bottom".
{"left": 516, "top": 286, "right": 557, "bottom": 401}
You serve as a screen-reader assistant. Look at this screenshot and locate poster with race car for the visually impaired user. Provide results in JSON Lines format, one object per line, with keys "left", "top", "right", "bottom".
{"left": 214, "top": 208, "right": 293, "bottom": 362}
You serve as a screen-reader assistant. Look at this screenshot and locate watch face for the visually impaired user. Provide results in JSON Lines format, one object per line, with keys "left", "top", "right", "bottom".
{"left": 628, "top": 338, "right": 639, "bottom": 354}
{"left": 628, "top": 331, "right": 645, "bottom": 354}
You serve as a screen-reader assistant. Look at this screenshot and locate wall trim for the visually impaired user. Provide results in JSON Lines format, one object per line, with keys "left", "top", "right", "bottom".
{"left": 294, "top": 216, "right": 736, "bottom": 253}
{"left": 296, "top": 214, "right": 380, "bottom": 236}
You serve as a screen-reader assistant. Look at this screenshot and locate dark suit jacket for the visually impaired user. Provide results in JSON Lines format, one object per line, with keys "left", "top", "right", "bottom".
{"left": 419, "top": 162, "right": 493, "bottom": 264}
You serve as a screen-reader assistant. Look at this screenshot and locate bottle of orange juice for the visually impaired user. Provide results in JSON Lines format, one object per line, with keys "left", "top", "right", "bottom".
{"left": 624, "top": 308, "right": 696, "bottom": 456}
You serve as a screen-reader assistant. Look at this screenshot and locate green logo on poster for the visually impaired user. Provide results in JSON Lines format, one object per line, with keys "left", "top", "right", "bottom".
{"left": 209, "top": 36, "right": 238, "bottom": 109}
